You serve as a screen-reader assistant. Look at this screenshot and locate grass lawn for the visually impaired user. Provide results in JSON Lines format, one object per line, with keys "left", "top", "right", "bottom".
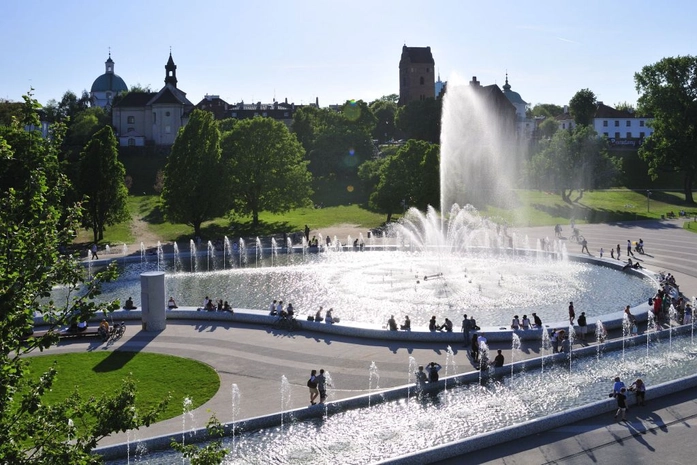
{"left": 80, "top": 188, "right": 697, "bottom": 246}
{"left": 25, "top": 352, "right": 219, "bottom": 425}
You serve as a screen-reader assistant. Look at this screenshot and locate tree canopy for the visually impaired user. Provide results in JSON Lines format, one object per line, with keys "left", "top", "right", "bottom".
{"left": 161, "top": 109, "right": 227, "bottom": 237}
{"left": 221, "top": 117, "right": 312, "bottom": 227}
{"left": 0, "top": 92, "right": 165, "bottom": 464}
{"left": 569, "top": 88, "right": 597, "bottom": 127}
{"left": 527, "top": 125, "right": 621, "bottom": 203}
{"left": 394, "top": 98, "right": 441, "bottom": 143}
{"left": 77, "top": 126, "right": 130, "bottom": 242}
{"left": 528, "top": 103, "right": 563, "bottom": 118}
{"left": 635, "top": 55, "right": 697, "bottom": 203}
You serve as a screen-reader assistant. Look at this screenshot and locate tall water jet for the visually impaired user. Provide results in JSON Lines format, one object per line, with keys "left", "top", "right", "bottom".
{"left": 511, "top": 333, "right": 521, "bottom": 378}
{"left": 255, "top": 237, "right": 262, "bottom": 267}
{"left": 238, "top": 238, "right": 246, "bottom": 267}
{"left": 189, "top": 239, "right": 196, "bottom": 273}
{"left": 595, "top": 320, "right": 607, "bottom": 361}
{"left": 279, "top": 375, "right": 291, "bottom": 431}
{"left": 156, "top": 241, "right": 163, "bottom": 271}
{"left": 207, "top": 240, "right": 215, "bottom": 272}
{"left": 181, "top": 397, "right": 194, "bottom": 450}
{"left": 223, "top": 236, "right": 231, "bottom": 270}
{"left": 140, "top": 242, "right": 146, "bottom": 264}
{"left": 173, "top": 242, "right": 181, "bottom": 272}
{"left": 231, "top": 384, "right": 241, "bottom": 453}
{"left": 439, "top": 74, "right": 521, "bottom": 218}
{"left": 270, "top": 238, "right": 278, "bottom": 266}
{"left": 407, "top": 356, "right": 418, "bottom": 403}
{"left": 368, "top": 361, "right": 379, "bottom": 407}
{"left": 540, "top": 329, "right": 551, "bottom": 374}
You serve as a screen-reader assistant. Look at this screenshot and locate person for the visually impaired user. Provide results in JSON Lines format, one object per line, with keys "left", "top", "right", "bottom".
{"left": 624, "top": 305, "right": 637, "bottom": 326}
{"left": 554, "top": 224, "right": 562, "bottom": 238}
{"left": 551, "top": 329, "right": 564, "bottom": 353}
{"left": 415, "top": 365, "right": 428, "bottom": 389}
{"left": 216, "top": 299, "right": 223, "bottom": 311}
{"left": 684, "top": 304, "right": 693, "bottom": 326}
{"left": 600, "top": 247, "right": 604, "bottom": 258}
{"left": 387, "top": 315, "right": 398, "bottom": 331}
{"left": 629, "top": 378, "right": 646, "bottom": 406}
{"left": 611, "top": 376, "right": 626, "bottom": 397}
{"left": 577, "top": 312, "right": 587, "bottom": 341}
{"left": 438, "top": 318, "right": 453, "bottom": 332}
{"left": 400, "top": 315, "right": 411, "bottom": 331}
{"left": 315, "top": 306, "right": 324, "bottom": 322}
{"left": 462, "top": 314, "right": 471, "bottom": 346}
{"left": 307, "top": 369, "right": 319, "bottom": 405}
{"left": 270, "top": 299, "right": 278, "bottom": 316}
{"left": 276, "top": 300, "right": 284, "bottom": 316}
{"left": 77, "top": 320, "right": 88, "bottom": 332}
{"left": 167, "top": 297, "right": 178, "bottom": 309}
{"left": 427, "top": 362, "right": 441, "bottom": 382}
{"left": 429, "top": 315, "right": 437, "bottom": 332}
{"left": 511, "top": 315, "right": 521, "bottom": 330}
{"left": 469, "top": 315, "right": 480, "bottom": 331}
{"left": 493, "top": 349, "right": 504, "bottom": 367}
{"left": 581, "top": 238, "right": 589, "bottom": 254}
{"left": 615, "top": 387, "right": 628, "bottom": 421}
{"left": 637, "top": 238, "right": 644, "bottom": 254}
{"left": 124, "top": 297, "right": 136, "bottom": 310}
{"left": 610, "top": 248, "right": 615, "bottom": 259}
{"left": 325, "top": 308, "right": 334, "bottom": 324}
{"left": 561, "top": 334, "right": 571, "bottom": 353}
{"left": 90, "top": 243, "right": 99, "bottom": 260}
{"left": 316, "top": 369, "right": 329, "bottom": 404}
{"left": 533, "top": 313, "right": 543, "bottom": 329}
{"left": 98, "top": 319, "right": 110, "bottom": 340}
{"left": 627, "top": 239, "right": 634, "bottom": 257}
{"left": 521, "top": 315, "right": 531, "bottom": 330}
{"left": 205, "top": 298, "right": 215, "bottom": 311}
{"left": 223, "top": 301, "right": 232, "bottom": 313}
{"left": 616, "top": 244, "right": 621, "bottom": 260}
{"left": 568, "top": 302, "right": 575, "bottom": 324}
{"left": 286, "top": 303, "right": 295, "bottom": 319}
{"left": 304, "top": 224, "right": 310, "bottom": 242}
{"left": 471, "top": 333, "right": 480, "bottom": 361}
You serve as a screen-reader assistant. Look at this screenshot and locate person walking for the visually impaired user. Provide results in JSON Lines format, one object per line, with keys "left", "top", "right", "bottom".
{"left": 90, "top": 243, "right": 99, "bottom": 260}
{"left": 577, "top": 312, "right": 587, "bottom": 341}
{"left": 568, "top": 302, "right": 576, "bottom": 324}
{"left": 307, "top": 369, "right": 319, "bottom": 405}
{"left": 316, "top": 369, "right": 330, "bottom": 404}
{"left": 627, "top": 239, "right": 634, "bottom": 257}
{"left": 614, "top": 387, "right": 628, "bottom": 422}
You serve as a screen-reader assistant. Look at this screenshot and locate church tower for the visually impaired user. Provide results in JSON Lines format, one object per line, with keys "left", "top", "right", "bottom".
{"left": 165, "top": 52, "right": 178, "bottom": 87}
{"left": 398, "top": 45, "right": 435, "bottom": 106}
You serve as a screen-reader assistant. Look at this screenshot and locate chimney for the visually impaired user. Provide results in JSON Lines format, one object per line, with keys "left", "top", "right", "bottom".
{"left": 316, "top": 96, "right": 319, "bottom": 107}
{"left": 470, "top": 76, "right": 480, "bottom": 87}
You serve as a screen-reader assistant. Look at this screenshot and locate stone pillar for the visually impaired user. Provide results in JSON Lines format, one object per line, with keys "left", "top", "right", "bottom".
{"left": 140, "top": 271, "right": 166, "bottom": 331}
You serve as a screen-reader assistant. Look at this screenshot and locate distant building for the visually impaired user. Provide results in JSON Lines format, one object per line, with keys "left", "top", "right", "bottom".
{"left": 90, "top": 53, "right": 128, "bottom": 109}
{"left": 501, "top": 74, "right": 534, "bottom": 139}
{"left": 435, "top": 72, "right": 446, "bottom": 98}
{"left": 112, "top": 53, "right": 194, "bottom": 146}
{"left": 195, "top": 96, "right": 317, "bottom": 128}
{"left": 398, "top": 45, "right": 435, "bottom": 105}
{"left": 555, "top": 102, "right": 653, "bottom": 147}
{"left": 468, "top": 76, "right": 517, "bottom": 133}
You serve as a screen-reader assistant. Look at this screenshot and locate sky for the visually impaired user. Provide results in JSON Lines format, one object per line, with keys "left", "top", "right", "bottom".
{"left": 2, "top": 0, "right": 696, "bottom": 110}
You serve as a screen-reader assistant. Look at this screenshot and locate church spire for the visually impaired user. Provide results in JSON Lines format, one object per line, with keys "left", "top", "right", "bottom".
{"left": 165, "top": 51, "right": 178, "bottom": 88}
{"left": 105, "top": 48, "right": 114, "bottom": 74}
{"left": 503, "top": 72, "right": 511, "bottom": 92}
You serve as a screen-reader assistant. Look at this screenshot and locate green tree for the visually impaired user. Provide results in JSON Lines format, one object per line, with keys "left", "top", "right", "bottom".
{"left": 537, "top": 118, "right": 559, "bottom": 139}
{"left": 77, "top": 126, "right": 130, "bottom": 242}
{"left": 370, "top": 99, "right": 398, "bottom": 143}
{"left": 614, "top": 101, "right": 636, "bottom": 113}
{"left": 0, "top": 92, "right": 166, "bottom": 464}
{"left": 527, "top": 126, "right": 621, "bottom": 203}
{"left": 394, "top": 98, "right": 441, "bottom": 143}
{"left": 635, "top": 56, "right": 697, "bottom": 203}
{"left": 528, "top": 103, "right": 563, "bottom": 118}
{"left": 221, "top": 117, "right": 312, "bottom": 227}
{"left": 161, "top": 109, "right": 226, "bottom": 238}
{"left": 0, "top": 98, "right": 23, "bottom": 126}
{"left": 369, "top": 140, "right": 440, "bottom": 221}
{"left": 568, "top": 89, "right": 597, "bottom": 126}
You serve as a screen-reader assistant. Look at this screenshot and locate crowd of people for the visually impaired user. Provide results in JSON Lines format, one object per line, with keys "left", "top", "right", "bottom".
{"left": 197, "top": 296, "right": 233, "bottom": 313}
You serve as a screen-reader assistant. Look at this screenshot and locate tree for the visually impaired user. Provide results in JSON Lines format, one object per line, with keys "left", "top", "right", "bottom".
{"left": 0, "top": 98, "right": 23, "bottom": 126}
{"left": 368, "top": 140, "right": 440, "bottom": 221}
{"left": 370, "top": 99, "right": 398, "bottom": 143}
{"left": 568, "top": 89, "right": 597, "bottom": 126}
{"left": 0, "top": 92, "right": 165, "bottom": 464}
{"left": 537, "top": 118, "right": 559, "bottom": 139}
{"left": 614, "top": 101, "right": 636, "bottom": 113}
{"left": 221, "top": 117, "right": 312, "bottom": 227}
{"left": 635, "top": 56, "right": 697, "bottom": 203}
{"left": 77, "top": 126, "right": 130, "bottom": 242}
{"left": 528, "top": 103, "right": 563, "bottom": 118}
{"left": 161, "top": 109, "right": 226, "bottom": 238}
{"left": 527, "top": 126, "right": 621, "bottom": 203}
{"left": 394, "top": 98, "right": 441, "bottom": 143}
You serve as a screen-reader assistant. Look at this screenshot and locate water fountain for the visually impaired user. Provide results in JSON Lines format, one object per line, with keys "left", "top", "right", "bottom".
{"left": 511, "top": 333, "right": 521, "bottom": 378}
{"left": 207, "top": 241, "right": 215, "bottom": 272}
{"left": 230, "top": 384, "right": 240, "bottom": 453}
{"left": 223, "top": 236, "right": 232, "bottom": 270}
{"left": 368, "top": 362, "right": 379, "bottom": 408}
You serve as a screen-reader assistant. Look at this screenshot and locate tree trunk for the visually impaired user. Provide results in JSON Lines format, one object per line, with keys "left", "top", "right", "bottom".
{"left": 193, "top": 222, "right": 202, "bottom": 239}
{"left": 252, "top": 210, "right": 259, "bottom": 228}
{"left": 386, "top": 212, "right": 393, "bottom": 223}
{"left": 684, "top": 174, "right": 695, "bottom": 204}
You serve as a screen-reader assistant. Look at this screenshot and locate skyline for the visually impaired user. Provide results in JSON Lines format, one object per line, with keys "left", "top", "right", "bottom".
{"left": 2, "top": 0, "right": 696, "bottom": 109}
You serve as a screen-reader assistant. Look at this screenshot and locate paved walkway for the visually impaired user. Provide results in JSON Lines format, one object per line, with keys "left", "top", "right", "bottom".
{"left": 60, "top": 220, "right": 697, "bottom": 462}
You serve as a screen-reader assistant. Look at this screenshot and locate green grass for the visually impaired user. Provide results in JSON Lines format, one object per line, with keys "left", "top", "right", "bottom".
{"left": 25, "top": 352, "right": 219, "bottom": 422}
{"left": 83, "top": 188, "right": 697, "bottom": 246}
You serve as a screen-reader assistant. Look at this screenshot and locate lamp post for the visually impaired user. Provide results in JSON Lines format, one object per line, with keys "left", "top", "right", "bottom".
{"left": 647, "top": 190, "right": 651, "bottom": 213}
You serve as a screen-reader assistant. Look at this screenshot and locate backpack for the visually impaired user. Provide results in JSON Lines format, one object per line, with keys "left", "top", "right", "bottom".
{"left": 307, "top": 378, "right": 317, "bottom": 389}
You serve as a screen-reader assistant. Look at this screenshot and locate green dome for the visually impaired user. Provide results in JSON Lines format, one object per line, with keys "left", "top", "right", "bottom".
{"left": 91, "top": 73, "right": 128, "bottom": 93}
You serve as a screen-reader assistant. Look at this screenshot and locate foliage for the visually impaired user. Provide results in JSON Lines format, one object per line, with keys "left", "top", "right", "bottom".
{"left": 537, "top": 118, "right": 559, "bottom": 139}
{"left": 635, "top": 55, "right": 697, "bottom": 203}
{"left": 171, "top": 415, "right": 229, "bottom": 465}
{"left": 0, "top": 92, "right": 165, "bottom": 464}
{"left": 0, "top": 98, "right": 23, "bottom": 126}
{"left": 528, "top": 103, "right": 563, "bottom": 118}
{"left": 614, "top": 101, "right": 636, "bottom": 113}
{"left": 43, "top": 90, "right": 90, "bottom": 123}
{"left": 161, "top": 109, "right": 227, "bottom": 237}
{"left": 221, "top": 117, "right": 313, "bottom": 227}
{"left": 394, "top": 98, "right": 441, "bottom": 143}
{"left": 77, "top": 126, "right": 130, "bottom": 242}
{"left": 368, "top": 140, "right": 440, "bottom": 221}
{"left": 369, "top": 99, "right": 398, "bottom": 143}
{"left": 568, "top": 88, "right": 597, "bottom": 126}
{"left": 527, "top": 125, "right": 621, "bottom": 203}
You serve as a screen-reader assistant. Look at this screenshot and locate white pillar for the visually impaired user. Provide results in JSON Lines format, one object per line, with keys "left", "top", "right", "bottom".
{"left": 140, "top": 271, "right": 166, "bottom": 331}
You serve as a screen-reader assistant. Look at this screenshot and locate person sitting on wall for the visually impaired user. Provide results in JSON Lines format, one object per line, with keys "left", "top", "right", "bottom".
{"left": 387, "top": 315, "right": 398, "bottom": 331}
{"left": 124, "top": 297, "right": 136, "bottom": 310}
{"left": 167, "top": 297, "right": 178, "bottom": 309}
{"left": 400, "top": 315, "right": 411, "bottom": 331}
{"left": 223, "top": 301, "right": 233, "bottom": 313}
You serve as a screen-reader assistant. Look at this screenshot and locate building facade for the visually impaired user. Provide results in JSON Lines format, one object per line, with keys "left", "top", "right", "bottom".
{"left": 555, "top": 102, "right": 653, "bottom": 147}
{"left": 112, "top": 53, "right": 194, "bottom": 146}
{"left": 195, "top": 95, "right": 301, "bottom": 128}
{"left": 90, "top": 53, "right": 128, "bottom": 109}
{"left": 398, "top": 45, "right": 435, "bottom": 105}
{"left": 501, "top": 74, "right": 534, "bottom": 139}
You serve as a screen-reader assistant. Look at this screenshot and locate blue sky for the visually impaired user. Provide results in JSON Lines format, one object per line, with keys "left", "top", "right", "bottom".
{"left": 2, "top": 0, "right": 695, "bottom": 109}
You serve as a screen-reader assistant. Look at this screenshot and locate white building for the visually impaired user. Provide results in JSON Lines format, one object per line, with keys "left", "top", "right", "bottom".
{"left": 556, "top": 102, "right": 653, "bottom": 147}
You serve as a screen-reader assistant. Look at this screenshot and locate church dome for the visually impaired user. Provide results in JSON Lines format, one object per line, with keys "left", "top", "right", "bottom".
{"left": 91, "top": 73, "right": 128, "bottom": 93}
{"left": 502, "top": 74, "right": 527, "bottom": 105}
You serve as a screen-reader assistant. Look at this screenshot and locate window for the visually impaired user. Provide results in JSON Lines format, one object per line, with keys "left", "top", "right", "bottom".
{"left": 284, "top": 112, "right": 289, "bottom": 117}
{"left": 640, "top": 132, "right": 645, "bottom": 138}
{"left": 128, "top": 138, "right": 135, "bottom": 146}
{"left": 127, "top": 116, "right": 135, "bottom": 124}
{"left": 420, "top": 76, "right": 424, "bottom": 85}
{"left": 603, "top": 120, "right": 608, "bottom": 127}
{"left": 614, "top": 120, "right": 619, "bottom": 127}
{"left": 562, "top": 123, "right": 566, "bottom": 129}
{"left": 262, "top": 112, "right": 267, "bottom": 117}
{"left": 615, "top": 132, "right": 620, "bottom": 139}
{"left": 165, "top": 111, "right": 170, "bottom": 117}
{"left": 603, "top": 132, "right": 609, "bottom": 137}
{"left": 127, "top": 127, "right": 134, "bottom": 133}
{"left": 626, "top": 120, "right": 631, "bottom": 127}
{"left": 165, "top": 125, "right": 171, "bottom": 134}
{"left": 640, "top": 120, "right": 645, "bottom": 127}
{"left": 626, "top": 132, "right": 632, "bottom": 138}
